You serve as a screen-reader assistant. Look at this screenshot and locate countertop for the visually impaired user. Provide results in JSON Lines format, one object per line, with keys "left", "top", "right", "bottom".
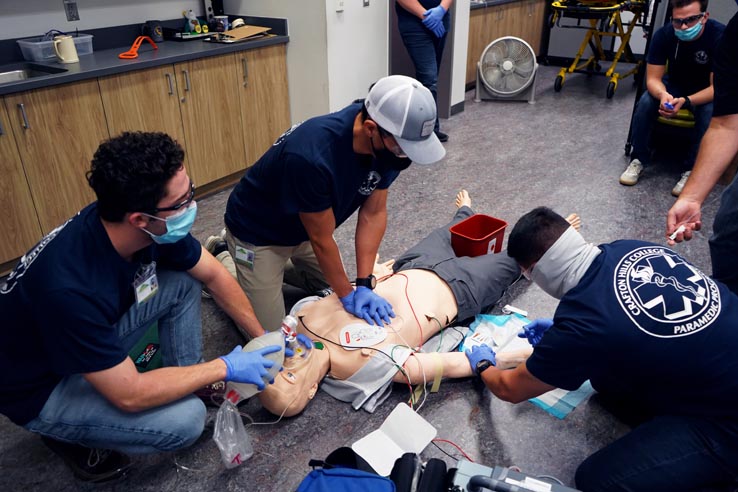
{"left": 470, "top": 0, "right": 536, "bottom": 10}
{"left": 0, "top": 17, "right": 288, "bottom": 96}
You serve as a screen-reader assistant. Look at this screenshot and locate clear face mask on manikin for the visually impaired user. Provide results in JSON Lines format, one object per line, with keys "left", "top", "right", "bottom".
{"left": 673, "top": 18, "right": 704, "bottom": 41}
{"left": 142, "top": 201, "right": 198, "bottom": 244}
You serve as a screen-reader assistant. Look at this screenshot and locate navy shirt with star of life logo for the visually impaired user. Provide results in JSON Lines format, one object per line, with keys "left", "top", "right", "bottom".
{"left": 224, "top": 101, "right": 401, "bottom": 246}
{"left": 647, "top": 18, "right": 725, "bottom": 97}
{"left": 526, "top": 240, "right": 738, "bottom": 420}
{"left": 0, "top": 203, "right": 201, "bottom": 425}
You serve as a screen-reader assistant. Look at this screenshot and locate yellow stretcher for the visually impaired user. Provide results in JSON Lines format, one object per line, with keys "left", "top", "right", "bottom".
{"left": 549, "top": 0, "right": 647, "bottom": 98}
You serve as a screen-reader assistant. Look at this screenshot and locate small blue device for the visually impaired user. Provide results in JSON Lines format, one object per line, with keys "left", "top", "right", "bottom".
{"left": 664, "top": 101, "right": 675, "bottom": 110}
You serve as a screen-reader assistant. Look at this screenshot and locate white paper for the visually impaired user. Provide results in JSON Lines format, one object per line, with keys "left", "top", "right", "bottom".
{"left": 352, "top": 403, "right": 437, "bottom": 476}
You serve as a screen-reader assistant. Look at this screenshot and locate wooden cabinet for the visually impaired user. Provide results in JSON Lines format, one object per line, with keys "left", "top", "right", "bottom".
{"left": 175, "top": 54, "right": 247, "bottom": 186}
{"left": 99, "top": 46, "right": 290, "bottom": 188}
{"left": 0, "top": 98, "right": 43, "bottom": 264}
{"left": 99, "top": 65, "right": 186, "bottom": 147}
{"left": 4, "top": 80, "right": 108, "bottom": 233}
{"left": 236, "top": 44, "right": 290, "bottom": 166}
{"left": 466, "top": 0, "right": 547, "bottom": 85}
{"left": 1, "top": 43, "right": 290, "bottom": 271}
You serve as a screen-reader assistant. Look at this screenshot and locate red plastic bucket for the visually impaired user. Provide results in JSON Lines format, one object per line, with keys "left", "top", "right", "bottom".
{"left": 450, "top": 214, "right": 508, "bottom": 257}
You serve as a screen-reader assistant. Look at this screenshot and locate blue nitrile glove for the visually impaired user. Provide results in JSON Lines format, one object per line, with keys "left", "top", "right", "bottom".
{"left": 284, "top": 333, "right": 314, "bottom": 358}
{"left": 465, "top": 344, "right": 496, "bottom": 374}
{"left": 517, "top": 318, "right": 554, "bottom": 347}
{"left": 340, "top": 290, "right": 356, "bottom": 314}
{"left": 353, "top": 286, "right": 396, "bottom": 326}
{"left": 296, "top": 333, "right": 313, "bottom": 349}
{"left": 423, "top": 5, "right": 447, "bottom": 38}
{"left": 219, "top": 345, "right": 281, "bottom": 389}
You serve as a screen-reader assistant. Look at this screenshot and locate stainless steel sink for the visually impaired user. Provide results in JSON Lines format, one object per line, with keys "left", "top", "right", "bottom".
{"left": 0, "top": 63, "right": 67, "bottom": 85}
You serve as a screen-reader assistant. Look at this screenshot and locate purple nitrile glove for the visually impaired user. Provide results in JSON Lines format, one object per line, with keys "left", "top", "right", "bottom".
{"left": 219, "top": 345, "right": 280, "bottom": 389}
{"left": 517, "top": 318, "right": 554, "bottom": 347}
{"left": 353, "top": 286, "right": 395, "bottom": 326}
{"left": 423, "top": 5, "right": 447, "bottom": 38}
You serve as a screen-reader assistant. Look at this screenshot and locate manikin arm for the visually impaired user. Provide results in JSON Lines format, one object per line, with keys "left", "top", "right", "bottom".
{"left": 396, "top": 348, "right": 533, "bottom": 385}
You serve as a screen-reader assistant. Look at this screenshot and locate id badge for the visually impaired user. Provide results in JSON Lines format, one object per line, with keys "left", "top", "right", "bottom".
{"left": 234, "top": 245, "right": 255, "bottom": 270}
{"left": 133, "top": 261, "right": 159, "bottom": 304}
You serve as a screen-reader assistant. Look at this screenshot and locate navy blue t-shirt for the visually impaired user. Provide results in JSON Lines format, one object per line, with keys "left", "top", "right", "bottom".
{"left": 526, "top": 240, "right": 738, "bottom": 419}
{"left": 225, "top": 102, "right": 401, "bottom": 246}
{"left": 0, "top": 203, "right": 201, "bottom": 425}
{"left": 647, "top": 19, "right": 725, "bottom": 96}
{"left": 713, "top": 13, "right": 738, "bottom": 117}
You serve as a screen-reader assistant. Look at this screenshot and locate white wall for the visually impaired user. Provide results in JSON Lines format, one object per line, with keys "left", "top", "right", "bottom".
{"left": 324, "top": 0, "right": 388, "bottom": 111}
{"left": 451, "top": 0, "right": 470, "bottom": 108}
{"left": 0, "top": 0, "right": 201, "bottom": 40}
{"left": 227, "top": 0, "right": 330, "bottom": 121}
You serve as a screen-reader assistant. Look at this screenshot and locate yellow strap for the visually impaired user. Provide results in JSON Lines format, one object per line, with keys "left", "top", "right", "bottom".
{"left": 430, "top": 353, "right": 443, "bottom": 393}
{"left": 408, "top": 353, "right": 445, "bottom": 406}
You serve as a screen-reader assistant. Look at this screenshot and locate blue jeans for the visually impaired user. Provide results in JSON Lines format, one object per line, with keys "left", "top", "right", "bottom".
{"left": 397, "top": 12, "right": 450, "bottom": 133}
{"left": 710, "top": 175, "right": 738, "bottom": 295}
{"left": 630, "top": 89, "right": 713, "bottom": 168}
{"left": 575, "top": 414, "right": 738, "bottom": 492}
{"left": 24, "top": 270, "right": 207, "bottom": 454}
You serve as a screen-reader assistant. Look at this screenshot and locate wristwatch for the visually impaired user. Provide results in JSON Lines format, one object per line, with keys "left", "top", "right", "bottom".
{"left": 355, "top": 275, "right": 377, "bottom": 290}
{"left": 683, "top": 96, "right": 693, "bottom": 111}
{"left": 475, "top": 359, "right": 494, "bottom": 376}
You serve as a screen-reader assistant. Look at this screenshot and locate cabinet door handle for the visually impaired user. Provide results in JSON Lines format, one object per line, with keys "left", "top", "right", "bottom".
{"left": 165, "top": 73, "right": 174, "bottom": 95}
{"left": 242, "top": 57, "right": 249, "bottom": 87}
{"left": 183, "top": 69, "right": 191, "bottom": 92}
{"left": 17, "top": 103, "right": 30, "bottom": 130}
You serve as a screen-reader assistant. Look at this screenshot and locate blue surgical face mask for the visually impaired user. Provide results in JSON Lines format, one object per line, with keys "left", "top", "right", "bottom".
{"left": 674, "top": 21, "right": 703, "bottom": 41}
{"left": 143, "top": 201, "right": 198, "bottom": 244}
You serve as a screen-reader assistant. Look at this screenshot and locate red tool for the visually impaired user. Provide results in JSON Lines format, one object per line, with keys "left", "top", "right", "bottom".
{"left": 118, "top": 36, "right": 158, "bottom": 59}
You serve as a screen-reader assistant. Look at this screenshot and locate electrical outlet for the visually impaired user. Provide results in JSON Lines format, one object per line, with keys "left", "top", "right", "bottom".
{"left": 363, "top": 0, "right": 370, "bottom": 6}
{"left": 63, "top": 0, "right": 80, "bottom": 22}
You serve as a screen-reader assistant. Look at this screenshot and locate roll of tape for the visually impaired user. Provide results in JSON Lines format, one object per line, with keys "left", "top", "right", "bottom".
{"left": 231, "top": 18, "right": 245, "bottom": 29}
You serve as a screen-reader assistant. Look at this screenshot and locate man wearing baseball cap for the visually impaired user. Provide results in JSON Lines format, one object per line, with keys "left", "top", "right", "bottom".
{"left": 223, "top": 75, "right": 445, "bottom": 332}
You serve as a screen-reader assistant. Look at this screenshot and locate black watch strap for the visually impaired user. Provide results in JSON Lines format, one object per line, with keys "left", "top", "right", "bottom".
{"left": 355, "top": 275, "right": 376, "bottom": 290}
{"left": 475, "top": 359, "right": 494, "bottom": 376}
{"left": 683, "top": 96, "right": 692, "bottom": 110}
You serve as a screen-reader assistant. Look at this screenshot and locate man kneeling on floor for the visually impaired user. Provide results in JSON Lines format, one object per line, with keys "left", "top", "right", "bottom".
{"left": 0, "top": 132, "right": 280, "bottom": 483}
{"left": 468, "top": 206, "right": 738, "bottom": 491}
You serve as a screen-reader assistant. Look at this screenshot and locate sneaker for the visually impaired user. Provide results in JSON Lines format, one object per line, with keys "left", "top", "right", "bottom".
{"left": 672, "top": 171, "right": 691, "bottom": 197}
{"left": 204, "top": 236, "right": 226, "bottom": 255}
{"left": 619, "top": 159, "right": 643, "bottom": 186}
{"left": 41, "top": 436, "right": 132, "bottom": 483}
{"left": 435, "top": 130, "right": 449, "bottom": 143}
{"left": 194, "top": 381, "right": 227, "bottom": 407}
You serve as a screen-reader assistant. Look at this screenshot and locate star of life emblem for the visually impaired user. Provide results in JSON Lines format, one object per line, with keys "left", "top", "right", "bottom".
{"left": 613, "top": 246, "right": 721, "bottom": 338}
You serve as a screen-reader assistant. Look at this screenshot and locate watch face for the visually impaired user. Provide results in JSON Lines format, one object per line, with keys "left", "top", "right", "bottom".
{"left": 476, "top": 359, "right": 492, "bottom": 375}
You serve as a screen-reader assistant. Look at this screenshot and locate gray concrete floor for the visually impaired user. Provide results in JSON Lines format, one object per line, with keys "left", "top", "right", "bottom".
{"left": 0, "top": 64, "right": 724, "bottom": 491}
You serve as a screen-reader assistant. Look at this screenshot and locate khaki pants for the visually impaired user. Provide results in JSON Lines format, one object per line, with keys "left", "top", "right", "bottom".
{"left": 225, "top": 228, "right": 329, "bottom": 331}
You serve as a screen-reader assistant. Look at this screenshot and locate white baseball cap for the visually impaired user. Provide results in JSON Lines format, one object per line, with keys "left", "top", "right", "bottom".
{"left": 365, "top": 75, "right": 446, "bottom": 165}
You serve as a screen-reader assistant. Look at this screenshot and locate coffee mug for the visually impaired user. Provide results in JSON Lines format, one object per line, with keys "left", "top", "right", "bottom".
{"left": 214, "top": 15, "right": 229, "bottom": 32}
{"left": 53, "top": 35, "right": 79, "bottom": 64}
{"left": 142, "top": 20, "right": 164, "bottom": 43}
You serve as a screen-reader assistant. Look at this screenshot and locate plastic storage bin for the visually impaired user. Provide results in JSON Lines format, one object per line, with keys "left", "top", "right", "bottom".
{"left": 450, "top": 214, "right": 508, "bottom": 257}
{"left": 17, "top": 34, "right": 93, "bottom": 62}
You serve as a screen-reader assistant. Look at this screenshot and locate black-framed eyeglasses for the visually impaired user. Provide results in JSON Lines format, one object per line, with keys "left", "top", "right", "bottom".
{"left": 147, "top": 181, "right": 195, "bottom": 214}
{"left": 671, "top": 13, "right": 704, "bottom": 28}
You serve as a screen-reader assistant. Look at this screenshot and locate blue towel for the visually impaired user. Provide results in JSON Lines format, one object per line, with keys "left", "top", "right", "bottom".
{"left": 529, "top": 381, "right": 594, "bottom": 419}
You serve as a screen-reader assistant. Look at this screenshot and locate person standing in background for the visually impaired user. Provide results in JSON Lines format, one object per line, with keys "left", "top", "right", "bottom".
{"left": 396, "top": 0, "right": 454, "bottom": 142}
